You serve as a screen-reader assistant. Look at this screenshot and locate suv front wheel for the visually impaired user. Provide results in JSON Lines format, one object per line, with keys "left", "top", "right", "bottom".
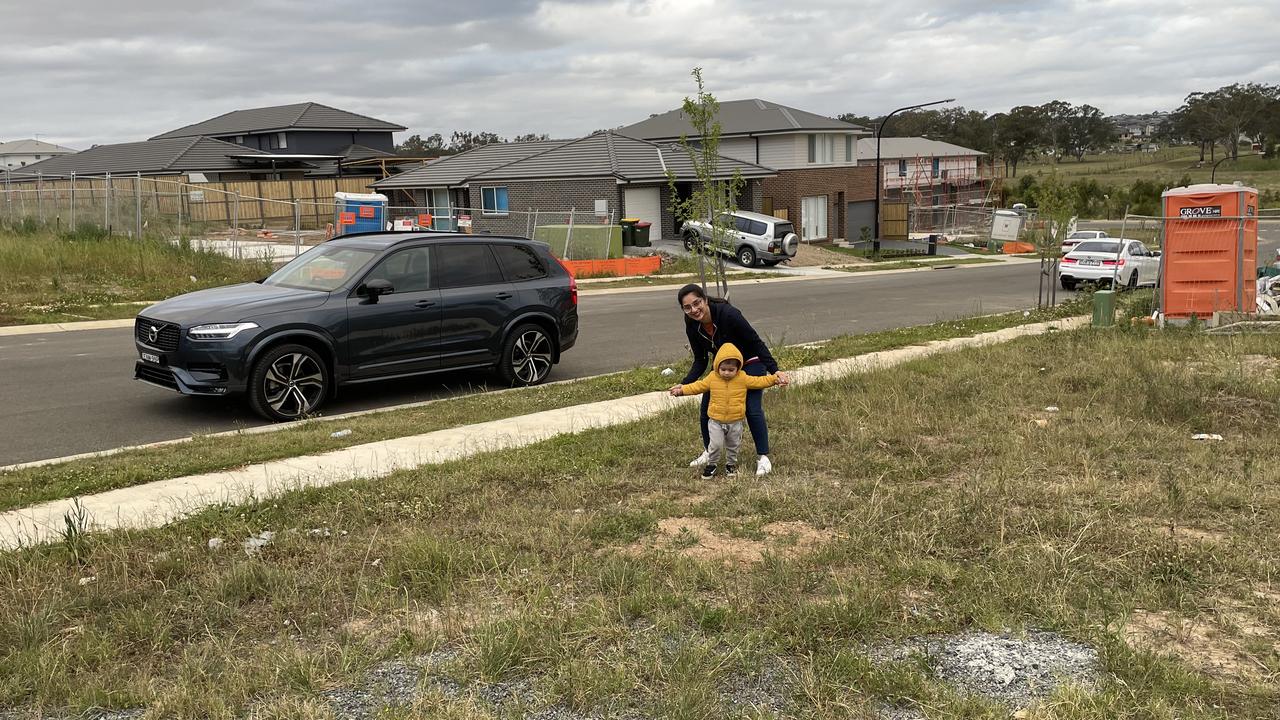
{"left": 248, "top": 343, "right": 330, "bottom": 421}
{"left": 499, "top": 323, "right": 555, "bottom": 386}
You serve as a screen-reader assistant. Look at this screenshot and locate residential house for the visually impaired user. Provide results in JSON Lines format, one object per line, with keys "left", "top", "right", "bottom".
{"left": 856, "top": 138, "right": 990, "bottom": 202}
{"left": 371, "top": 132, "right": 775, "bottom": 239}
{"left": 150, "top": 102, "right": 405, "bottom": 164}
{"left": 855, "top": 137, "right": 993, "bottom": 235}
{"left": 17, "top": 102, "right": 410, "bottom": 181}
{"left": 0, "top": 139, "right": 77, "bottom": 171}
{"left": 372, "top": 140, "right": 569, "bottom": 229}
{"left": 619, "top": 99, "right": 874, "bottom": 241}
{"left": 14, "top": 136, "right": 302, "bottom": 180}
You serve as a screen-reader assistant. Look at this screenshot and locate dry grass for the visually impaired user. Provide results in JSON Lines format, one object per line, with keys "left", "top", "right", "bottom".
{"left": 2, "top": 324, "right": 1278, "bottom": 718}
{"left": 0, "top": 223, "right": 273, "bottom": 325}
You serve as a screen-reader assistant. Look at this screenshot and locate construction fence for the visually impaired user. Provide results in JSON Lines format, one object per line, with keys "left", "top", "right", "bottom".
{"left": 0, "top": 172, "right": 623, "bottom": 262}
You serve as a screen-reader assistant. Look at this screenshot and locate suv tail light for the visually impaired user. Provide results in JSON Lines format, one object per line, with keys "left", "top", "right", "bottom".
{"left": 555, "top": 257, "right": 578, "bottom": 305}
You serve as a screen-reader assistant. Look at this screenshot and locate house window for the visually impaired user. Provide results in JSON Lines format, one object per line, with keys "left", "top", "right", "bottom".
{"left": 481, "top": 186, "right": 509, "bottom": 215}
{"left": 931, "top": 157, "right": 940, "bottom": 178}
{"left": 278, "top": 132, "right": 288, "bottom": 150}
{"left": 845, "top": 136, "right": 853, "bottom": 162}
{"left": 898, "top": 159, "right": 907, "bottom": 177}
{"left": 234, "top": 136, "right": 244, "bottom": 144}
{"left": 808, "top": 134, "right": 834, "bottom": 164}
{"left": 801, "top": 195, "right": 827, "bottom": 241}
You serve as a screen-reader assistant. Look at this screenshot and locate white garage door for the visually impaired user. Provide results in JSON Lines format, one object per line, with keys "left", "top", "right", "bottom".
{"left": 623, "top": 186, "right": 662, "bottom": 241}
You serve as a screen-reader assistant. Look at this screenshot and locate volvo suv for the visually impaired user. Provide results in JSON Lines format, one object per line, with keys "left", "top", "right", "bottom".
{"left": 681, "top": 210, "right": 799, "bottom": 267}
{"left": 133, "top": 232, "right": 579, "bottom": 421}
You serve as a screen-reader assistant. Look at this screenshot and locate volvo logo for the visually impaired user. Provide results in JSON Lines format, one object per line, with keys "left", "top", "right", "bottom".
{"left": 148, "top": 325, "right": 159, "bottom": 343}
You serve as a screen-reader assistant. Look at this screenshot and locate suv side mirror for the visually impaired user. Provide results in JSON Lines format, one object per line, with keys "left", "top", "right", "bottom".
{"left": 362, "top": 278, "right": 393, "bottom": 302}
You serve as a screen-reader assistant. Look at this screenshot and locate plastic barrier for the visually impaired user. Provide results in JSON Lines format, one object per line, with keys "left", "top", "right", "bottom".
{"left": 561, "top": 255, "right": 662, "bottom": 278}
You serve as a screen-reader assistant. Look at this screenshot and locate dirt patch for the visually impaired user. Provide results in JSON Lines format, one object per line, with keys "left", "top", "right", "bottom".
{"left": 788, "top": 243, "right": 870, "bottom": 267}
{"left": 1240, "top": 354, "right": 1280, "bottom": 373}
{"left": 1122, "top": 609, "right": 1274, "bottom": 680}
{"left": 1138, "top": 520, "right": 1230, "bottom": 544}
{"left": 624, "top": 516, "right": 832, "bottom": 565}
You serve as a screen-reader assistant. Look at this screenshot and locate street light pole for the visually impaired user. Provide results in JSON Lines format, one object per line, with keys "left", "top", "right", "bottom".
{"left": 873, "top": 98, "right": 955, "bottom": 254}
{"left": 1210, "top": 154, "right": 1237, "bottom": 184}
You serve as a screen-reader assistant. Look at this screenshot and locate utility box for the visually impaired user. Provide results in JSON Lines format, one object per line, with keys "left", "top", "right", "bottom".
{"left": 334, "top": 192, "right": 388, "bottom": 235}
{"left": 1160, "top": 184, "right": 1258, "bottom": 320}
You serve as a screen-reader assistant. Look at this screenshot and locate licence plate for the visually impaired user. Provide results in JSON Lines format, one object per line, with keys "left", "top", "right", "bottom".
{"left": 1079, "top": 259, "right": 1100, "bottom": 266}
{"left": 141, "top": 352, "right": 162, "bottom": 364}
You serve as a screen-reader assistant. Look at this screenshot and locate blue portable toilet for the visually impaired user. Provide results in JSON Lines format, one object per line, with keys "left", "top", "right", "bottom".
{"left": 334, "top": 192, "right": 388, "bottom": 235}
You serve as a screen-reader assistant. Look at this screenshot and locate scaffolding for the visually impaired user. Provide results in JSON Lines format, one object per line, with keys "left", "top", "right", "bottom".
{"left": 891, "top": 156, "right": 1004, "bottom": 238}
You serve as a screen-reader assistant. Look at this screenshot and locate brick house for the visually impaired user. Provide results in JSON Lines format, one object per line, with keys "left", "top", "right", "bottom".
{"left": 372, "top": 132, "right": 774, "bottom": 240}
{"left": 619, "top": 99, "right": 876, "bottom": 241}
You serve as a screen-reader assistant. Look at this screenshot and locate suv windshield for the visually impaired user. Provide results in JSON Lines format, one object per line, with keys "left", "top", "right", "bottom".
{"left": 265, "top": 245, "right": 379, "bottom": 291}
{"left": 773, "top": 222, "right": 795, "bottom": 237}
{"left": 1073, "top": 241, "right": 1120, "bottom": 254}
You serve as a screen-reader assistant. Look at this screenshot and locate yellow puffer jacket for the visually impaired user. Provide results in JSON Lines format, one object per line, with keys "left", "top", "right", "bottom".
{"left": 679, "top": 343, "right": 778, "bottom": 422}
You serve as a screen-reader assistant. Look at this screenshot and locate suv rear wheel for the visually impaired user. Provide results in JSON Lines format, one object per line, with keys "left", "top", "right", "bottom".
{"left": 499, "top": 323, "right": 555, "bottom": 386}
{"left": 737, "top": 246, "right": 757, "bottom": 267}
{"left": 248, "top": 343, "right": 330, "bottom": 421}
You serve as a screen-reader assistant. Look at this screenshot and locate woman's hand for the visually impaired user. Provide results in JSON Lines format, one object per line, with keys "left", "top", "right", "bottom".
{"left": 775, "top": 371, "right": 790, "bottom": 387}
{"left": 669, "top": 384, "right": 684, "bottom": 396}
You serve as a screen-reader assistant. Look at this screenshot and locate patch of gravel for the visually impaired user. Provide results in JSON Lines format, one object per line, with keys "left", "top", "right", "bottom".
{"left": 871, "top": 629, "right": 1101, "bottom": 710}
{"left": 719, "top": 658, "right": 795, "bottom": 715}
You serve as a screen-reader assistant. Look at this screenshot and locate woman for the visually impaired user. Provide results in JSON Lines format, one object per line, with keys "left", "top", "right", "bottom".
{"left": 669, "top": 283, "right": 789, "bottom": 476}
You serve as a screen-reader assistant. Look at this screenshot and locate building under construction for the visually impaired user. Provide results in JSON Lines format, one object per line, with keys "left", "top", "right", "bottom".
{"left": 856, "top": 137, "right": 1004, "bottom": 239}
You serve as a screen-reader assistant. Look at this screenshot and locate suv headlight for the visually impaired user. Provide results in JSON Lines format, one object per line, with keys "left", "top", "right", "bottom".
{"left": 187, "top": 322, "right": 259, "bottom": 341}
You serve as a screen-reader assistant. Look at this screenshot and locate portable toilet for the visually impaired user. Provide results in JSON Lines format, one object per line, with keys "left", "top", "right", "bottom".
{"left": 334, "top": 192, "right": 388, "bottom": 235}
{"left": 1160, "top": 183, "right": 1258, "bottom": 320}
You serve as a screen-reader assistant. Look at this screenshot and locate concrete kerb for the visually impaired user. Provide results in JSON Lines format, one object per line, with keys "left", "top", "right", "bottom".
{"left": 0, "top": 315, "right": 1088, "bottom": 550}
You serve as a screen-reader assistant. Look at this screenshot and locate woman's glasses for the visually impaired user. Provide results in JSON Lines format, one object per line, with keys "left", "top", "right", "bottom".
{"left": 681, "top": 298, "right": 705, "bottom": 313}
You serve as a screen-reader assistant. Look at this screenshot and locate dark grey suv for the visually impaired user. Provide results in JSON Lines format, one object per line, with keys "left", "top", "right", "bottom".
{"left": 133, "top": 232, "right": 579, "bottom": 421}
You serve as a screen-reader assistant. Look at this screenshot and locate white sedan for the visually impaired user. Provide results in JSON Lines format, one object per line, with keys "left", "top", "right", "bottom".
{"left": 1060, "top": 229, "right": 1109, "bottom": 255}
{"left": 1059, "top": 239, "right": 1160, "bottom": 291}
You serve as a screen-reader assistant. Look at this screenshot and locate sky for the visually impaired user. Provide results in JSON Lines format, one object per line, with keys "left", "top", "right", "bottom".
{"left": 3, "top": 0, "right": 1278, "bottom": 150}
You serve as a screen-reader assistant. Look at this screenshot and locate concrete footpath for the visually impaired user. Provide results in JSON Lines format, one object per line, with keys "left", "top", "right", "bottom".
{"left": 0, "top": 316, "right": 1085, "bottom": 550}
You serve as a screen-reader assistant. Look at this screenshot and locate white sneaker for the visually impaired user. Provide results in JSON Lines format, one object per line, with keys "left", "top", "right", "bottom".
{"left": 756, "top": 455, "right": 773, "bottom": 476}
{"left": 688, "top": 451, "right": 711, "bottom": 468}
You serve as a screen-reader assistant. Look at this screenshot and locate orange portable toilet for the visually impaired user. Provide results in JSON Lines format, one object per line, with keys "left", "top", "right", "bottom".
{"left": 1160, "top": 183, "right": 1258, "bottom": 319}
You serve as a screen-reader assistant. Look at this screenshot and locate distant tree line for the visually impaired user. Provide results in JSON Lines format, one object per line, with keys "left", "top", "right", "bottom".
{"left": 1158, "top": 83, "right": 1280, "bottom": 162}
{"left": 840, "top": 82, "right": 1280, "bottom": 178}
{"left": 394, "top": 131, "right": 551, "bottom": 157}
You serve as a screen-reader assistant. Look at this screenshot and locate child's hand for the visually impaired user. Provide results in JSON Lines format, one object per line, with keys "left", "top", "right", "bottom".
{"left": 669, "top": 385, "right": 684, "bottom": 396}
{"left": 776, "top": 371, "right": 790, "bottom": 387}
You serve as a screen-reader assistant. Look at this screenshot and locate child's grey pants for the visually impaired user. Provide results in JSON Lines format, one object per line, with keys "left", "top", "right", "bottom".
{"left": 707, "top": 419, "right": 745, "bottom": 465}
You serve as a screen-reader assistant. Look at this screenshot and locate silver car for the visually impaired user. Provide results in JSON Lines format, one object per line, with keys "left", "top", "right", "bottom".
{"left": 681, "top": 210, "right": 799, "bottom": 267}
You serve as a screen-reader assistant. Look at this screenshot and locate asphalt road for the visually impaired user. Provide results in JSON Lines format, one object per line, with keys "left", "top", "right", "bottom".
{"left": 3, "top": 261, "right": 1056, "bottom": 466}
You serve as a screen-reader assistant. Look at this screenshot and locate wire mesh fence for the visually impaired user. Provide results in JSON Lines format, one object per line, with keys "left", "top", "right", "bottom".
{"left": 1, "top": 171, "right": 626, "bottom": 263}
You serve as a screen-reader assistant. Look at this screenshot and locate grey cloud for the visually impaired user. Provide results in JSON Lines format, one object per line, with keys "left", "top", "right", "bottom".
{"left": 2, "top": 0, "right": 1277, "bottom": 148}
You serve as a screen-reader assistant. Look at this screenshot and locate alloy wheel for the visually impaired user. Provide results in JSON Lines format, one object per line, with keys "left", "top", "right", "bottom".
{"left": 511, "top": 329, "right": 553, "bottom": 384}
{"left": 262, "top": 352, "right": 325, "bottom": 418}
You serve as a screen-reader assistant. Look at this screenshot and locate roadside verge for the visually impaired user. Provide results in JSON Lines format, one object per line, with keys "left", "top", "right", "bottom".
{"left": 0, "top": 316, "right": 1086, "bottom": 549}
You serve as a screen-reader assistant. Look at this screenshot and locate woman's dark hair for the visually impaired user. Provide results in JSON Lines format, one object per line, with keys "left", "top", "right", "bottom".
{"left": 676, "top": 283, "right": 728, "bottom": 307}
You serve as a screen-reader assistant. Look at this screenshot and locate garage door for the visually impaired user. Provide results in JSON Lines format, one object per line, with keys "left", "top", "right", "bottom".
{"left": 623, "top": 186, "right": 662, "bottom": 241}
{"left": 847, "top": 201, "right": 875, "bottom": 242}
